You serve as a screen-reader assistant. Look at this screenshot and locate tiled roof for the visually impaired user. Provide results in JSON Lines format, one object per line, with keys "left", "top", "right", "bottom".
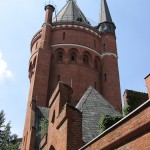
{"left": 76, "top": 86, "right": 120, "bottom": 143}
{"left": 53, "top": 0, "right": 90, "bottom": 25}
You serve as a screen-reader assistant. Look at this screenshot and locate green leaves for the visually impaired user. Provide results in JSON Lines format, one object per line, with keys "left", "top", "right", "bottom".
{"left": 99, "top": 115, "right": 123, "bottom": 133}
{"left": 0, "top": 110, "right": 19, "bottom": 150}
{"left": 38, "top": 117, "right": 48, "bottom": 138}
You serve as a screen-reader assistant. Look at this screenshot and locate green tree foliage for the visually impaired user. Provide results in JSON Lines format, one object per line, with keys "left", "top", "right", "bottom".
{"left": 99, "top": 115, "right": 123, "bottom": 134}
{"left": 123, "top": 90, "right": 148, "bottom": 115}
{"left": 0, "top": 110, "right": 19, "bottom": 150}
{"left": 38, "top": 117, "right": 48, "bottom": 138}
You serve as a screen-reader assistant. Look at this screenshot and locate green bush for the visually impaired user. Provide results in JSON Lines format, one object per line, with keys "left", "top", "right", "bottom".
{"left": 123, "top": 90, "right": 148, "bottom": 115}
{"left": 38, "top": 117, "right": 48, "bottom": 138}
{"left": 99, "top": 115, "right": 123, "bottom": 133}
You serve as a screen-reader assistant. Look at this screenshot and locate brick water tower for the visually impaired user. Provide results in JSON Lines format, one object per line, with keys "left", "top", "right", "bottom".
{"left": 21, "top": 0, "right": 122, "bottom": 149}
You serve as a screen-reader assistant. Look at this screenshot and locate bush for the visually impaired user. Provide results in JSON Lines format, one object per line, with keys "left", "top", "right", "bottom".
{"left": 99, "top": 115, "right": 123, "bottom": 133}
{"left": 38, "top": 117, "right": 48, "bottom": 138}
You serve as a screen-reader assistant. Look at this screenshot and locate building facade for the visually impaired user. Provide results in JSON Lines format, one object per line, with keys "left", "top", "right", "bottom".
{"left": 21, "top": 0, "right": 122, "bottom": 149}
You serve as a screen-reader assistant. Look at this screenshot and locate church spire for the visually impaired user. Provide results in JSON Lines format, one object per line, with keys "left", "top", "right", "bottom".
{"left": 98, "top": 0, "right": 116, "bottom": 34}
{"left": 100, "top": 0, "right": 112, "bottom": 23}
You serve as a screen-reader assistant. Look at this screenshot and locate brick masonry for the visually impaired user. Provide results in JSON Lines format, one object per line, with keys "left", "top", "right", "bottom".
{"left": 80, "top": 100, "right": 150, "bottom": 150}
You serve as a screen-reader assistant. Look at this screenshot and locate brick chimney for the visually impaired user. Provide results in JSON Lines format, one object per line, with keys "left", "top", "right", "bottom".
{"left": 145, "top": 74, "right": 150, "bottom": 99}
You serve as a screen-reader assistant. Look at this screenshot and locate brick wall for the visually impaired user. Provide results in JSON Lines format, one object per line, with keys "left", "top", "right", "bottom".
{"left": 40, "top": 82, "right": 83, "bottom": 150}
{"left": 80, "top": 100, "right": 150, "bottom": 150}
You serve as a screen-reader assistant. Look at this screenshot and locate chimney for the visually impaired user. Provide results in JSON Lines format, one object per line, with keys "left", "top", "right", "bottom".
{"left": 44, "top": 4, "right": 55, "bottom": 23}
{"left": 145, "top": 74, "right": 150, "bottom": 99}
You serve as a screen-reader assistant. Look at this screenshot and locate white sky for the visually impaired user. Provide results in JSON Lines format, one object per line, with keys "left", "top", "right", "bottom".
{"left": 0, "top": 0, "right": 150, "bottom": 137}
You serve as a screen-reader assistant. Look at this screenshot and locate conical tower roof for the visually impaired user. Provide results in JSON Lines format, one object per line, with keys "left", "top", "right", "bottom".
{"left": 53, "top": 0, "right": 90, "bottom": 25}
{"left": 100, "top": 0, "right": 113, "bottom": 23}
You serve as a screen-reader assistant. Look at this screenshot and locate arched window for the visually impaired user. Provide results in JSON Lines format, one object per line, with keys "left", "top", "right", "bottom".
{"left": 57, "top": 51, "right": 63, "bottom": 63}
{"left": 70, "top": 52, "right": 77, "bottom": 62}
{"left": 50, "top": 145, "right": 55, "bottom": 150}
{"left": 83, "top": 55, "right": 89, "bottom": 65}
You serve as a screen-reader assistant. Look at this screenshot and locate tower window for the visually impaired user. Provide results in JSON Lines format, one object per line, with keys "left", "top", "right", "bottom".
{"left": 83, "top": 55, "right": 89, "bottom": 65}
{"left": 103, "top": 43, "right": 106, "bottom": 51}
{"left": 63, "top": 32, "right": 66, "bottom": 40}
{"left": 77, "top": 17, "right": 83, "bottom": 22}
{"left": 57, "top": 51, "right": 63, "bottom": 63}
{"left": 70, "top": 52, "right": 77, "bottom": 62}
{"left": 104, "top": 73, "right": 107, "bottom": 82}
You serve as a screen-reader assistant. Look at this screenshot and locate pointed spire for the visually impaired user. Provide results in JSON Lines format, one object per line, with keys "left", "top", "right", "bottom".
{"left": 53, "top": 0, "right": 90, "bottom": 25}
{"left": 100, "top": 0, "right": 112, "bottom": 23}
{"left": 98, "top": 0, "right": 116, "bottom": 34}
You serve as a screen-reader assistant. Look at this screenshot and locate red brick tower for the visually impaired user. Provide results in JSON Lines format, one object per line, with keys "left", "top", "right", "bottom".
{"left": 99, "top": 0, "right": 122, "bottom": 111}
{"left": 21, "top": 0, "right": 122, "bottom": 149}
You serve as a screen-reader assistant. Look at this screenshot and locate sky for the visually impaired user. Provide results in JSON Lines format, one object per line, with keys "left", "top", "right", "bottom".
{"left": 0, "top": 0, "right": 150, "bottom": 137}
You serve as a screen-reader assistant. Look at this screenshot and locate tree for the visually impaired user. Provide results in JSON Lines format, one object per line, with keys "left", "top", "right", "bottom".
{"left": 0, "top": 110, "right": 19, "bottom": 150}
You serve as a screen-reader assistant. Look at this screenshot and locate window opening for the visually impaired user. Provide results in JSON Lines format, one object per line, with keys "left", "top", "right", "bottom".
{"left": 103, "top": 44, "right": 106, "bottom": 51}
{"left": 70, "top": 52, "right": 77, "bottom": 62}
{"left": 63, "top": 32, "right": 65, "bottom": 40}
{"left": 57, "top": 51, "right": 63, "bottom": 63}
{"left": 83, "top": 55, "right": 89, "bottom": 65}
{"left": 77, "top": 17, "right": 83, "bottom": 22}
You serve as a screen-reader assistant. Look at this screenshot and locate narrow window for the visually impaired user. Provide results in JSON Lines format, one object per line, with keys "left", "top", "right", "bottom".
{"left": 83, "top": 55, "right": 89, "bottom": 65}
{"left": 63, "top": 32, "right": 65, "bottom": 40}
{"left": 57, "top": 51, "right": 63, "bottom": 63}
{"left": 103, "top": 43, "right": 106, "bottom": 51}
{"left": 70, "top": 52, "right": 77, "bottom": 62}
{"left": 57, "top": 75, "right": 60, "bottom": 82}
{"left": 104, "top": 73, "right": 107, "bottom": 82}
{"left": 94, "top": 39, "right": 96, "bottom": 48}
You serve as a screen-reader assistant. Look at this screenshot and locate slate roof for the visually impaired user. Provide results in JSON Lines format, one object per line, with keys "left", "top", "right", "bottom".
{"left": 53, "top": 0, "right": 90, "bottom": 25}
{"left": 100, "top": 0, "right": 113, "bottom": 23}
{"left": 76, "top": 86, "right": 120, "bottom": 143}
